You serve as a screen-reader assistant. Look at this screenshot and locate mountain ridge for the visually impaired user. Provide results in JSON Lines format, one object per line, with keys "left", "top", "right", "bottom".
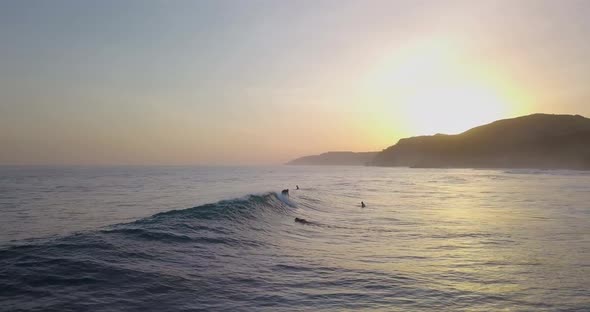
{"left": 370, "top": 113, "right": 590, "bottom": 170}
{"left": 286, "top": 114, "right": 590, "bottom": 170}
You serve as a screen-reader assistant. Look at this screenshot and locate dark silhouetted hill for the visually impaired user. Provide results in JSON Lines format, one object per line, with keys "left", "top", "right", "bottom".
{"left": 287, "top": 151, "right": 378, "bottom": 166}
{"left": 370, "top": 114, "right": 590, "bottom": 170}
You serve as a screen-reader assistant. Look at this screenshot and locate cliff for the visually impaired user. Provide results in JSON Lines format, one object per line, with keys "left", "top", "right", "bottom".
{"left": 370, "top": 114, "right": 590, "bottom": 170}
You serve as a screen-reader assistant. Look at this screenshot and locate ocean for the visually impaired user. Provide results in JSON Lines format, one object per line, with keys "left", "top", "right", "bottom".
{"left": 1, "top": 166, "right": 589, "bottom": 311}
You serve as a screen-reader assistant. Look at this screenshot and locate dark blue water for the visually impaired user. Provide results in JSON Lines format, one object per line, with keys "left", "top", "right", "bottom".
{"left": 1, "top": 166, "right": 589, "bottom": 311}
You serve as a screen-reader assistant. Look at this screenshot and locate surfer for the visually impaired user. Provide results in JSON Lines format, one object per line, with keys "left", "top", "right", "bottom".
{"left": 294, "top": 217, "right": 311, "bottom": 225}
{"left": 281, "top": 189, "right": 289, "bottom": 196}
{"left": 296, "top": 185, "right": 299, "bottom": 190}
{"left": 361, "top": 201, "right": 366, "bottom": 208}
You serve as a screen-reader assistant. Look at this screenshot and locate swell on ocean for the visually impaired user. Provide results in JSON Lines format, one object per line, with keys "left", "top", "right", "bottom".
{"left": 1, "top": 167, "right": 589, "bottom": 312}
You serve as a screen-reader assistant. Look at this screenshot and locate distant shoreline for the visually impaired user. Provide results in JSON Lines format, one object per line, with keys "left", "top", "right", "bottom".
{"left": 286, "top": 151, "right": 378, "bottom": 166}
{"left": 288, "top": 114, "right": 590, "bottom": 171}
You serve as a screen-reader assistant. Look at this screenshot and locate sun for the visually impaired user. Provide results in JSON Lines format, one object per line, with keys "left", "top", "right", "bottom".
{"left": 364, "top": 40, "right": 529, "bottom": 136}
{"left": 400, "top": 82, "right": 512, "bottom": 135}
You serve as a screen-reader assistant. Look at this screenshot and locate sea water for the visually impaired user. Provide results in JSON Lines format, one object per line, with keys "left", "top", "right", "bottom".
{"left": 0, "top": 166, "right": 589, "bottom": 311}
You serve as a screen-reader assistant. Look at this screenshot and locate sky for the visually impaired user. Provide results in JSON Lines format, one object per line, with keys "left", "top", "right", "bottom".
{"left": 1, "top": 0, "right": 590, "bottom": 165}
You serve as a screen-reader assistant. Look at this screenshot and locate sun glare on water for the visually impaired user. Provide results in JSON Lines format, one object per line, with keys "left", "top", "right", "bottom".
{"left": 366, "top": 40, "right": 529, "bottom": 136}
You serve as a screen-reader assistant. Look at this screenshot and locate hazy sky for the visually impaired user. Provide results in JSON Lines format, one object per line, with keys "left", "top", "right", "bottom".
{"left": 2, "top": 0, "right": 590, "bottom": 165}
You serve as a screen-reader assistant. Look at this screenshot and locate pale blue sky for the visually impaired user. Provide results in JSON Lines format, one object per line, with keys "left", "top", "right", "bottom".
{"left": 1, "top": 0, "right": 590, "bottom": 165}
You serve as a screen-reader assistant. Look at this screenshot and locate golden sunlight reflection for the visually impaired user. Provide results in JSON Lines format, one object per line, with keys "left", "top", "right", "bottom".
{"left": 365, "top": 40, "right": 531, "bottom": 135}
